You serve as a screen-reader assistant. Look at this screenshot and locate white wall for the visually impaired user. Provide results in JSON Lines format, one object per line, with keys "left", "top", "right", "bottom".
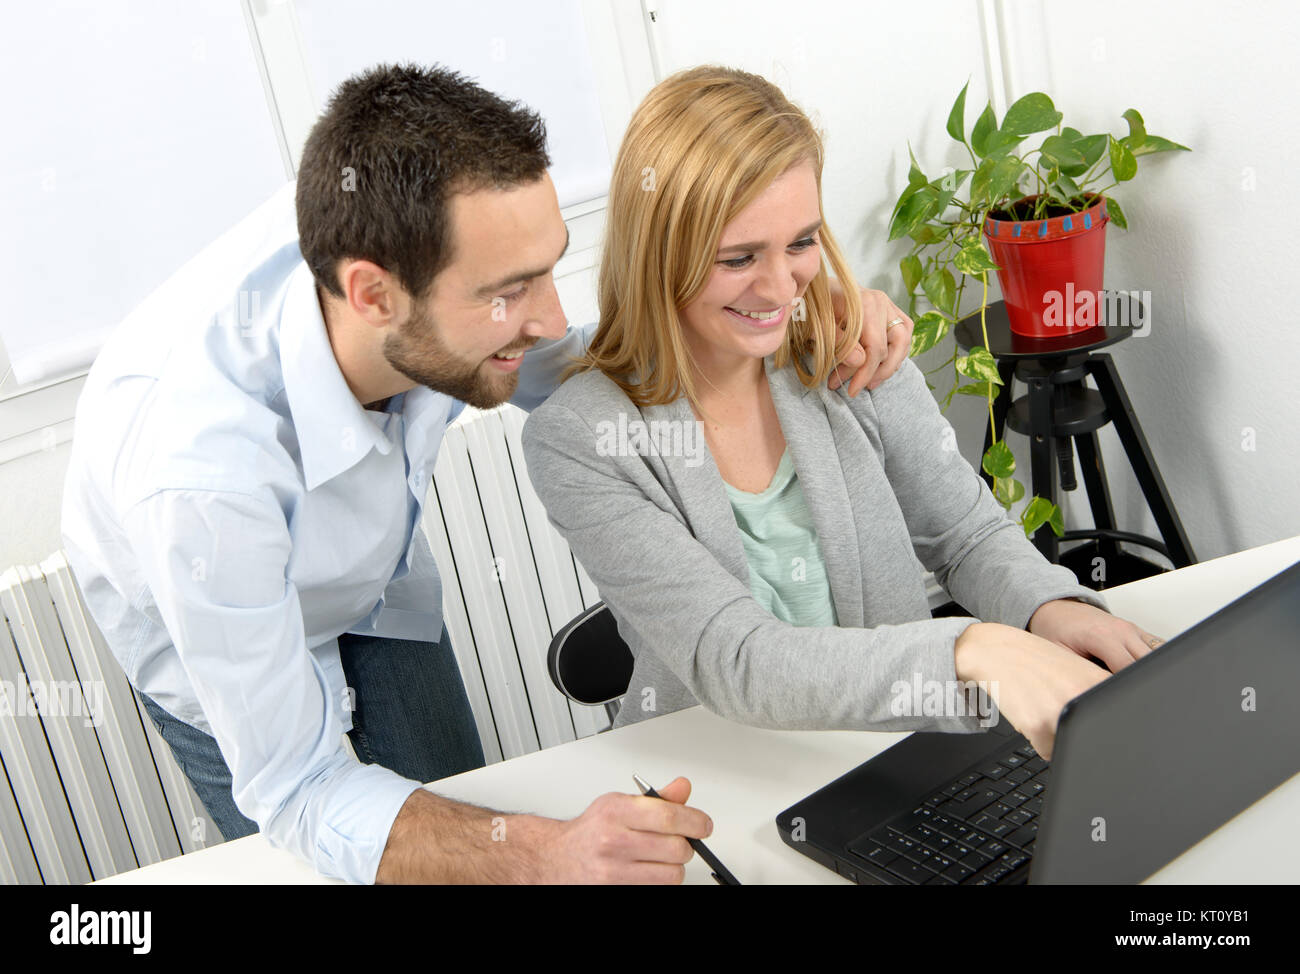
{"left": 3, "top": 0, "right": 1298, "bottom": 574}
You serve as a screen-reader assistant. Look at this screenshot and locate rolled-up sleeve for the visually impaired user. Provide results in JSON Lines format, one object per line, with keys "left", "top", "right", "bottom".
{"left": 863, "top": 358, "right": 1109, "bottom": 628}
{"left": 120, "top": 487, "right": 421, "bottom": 884}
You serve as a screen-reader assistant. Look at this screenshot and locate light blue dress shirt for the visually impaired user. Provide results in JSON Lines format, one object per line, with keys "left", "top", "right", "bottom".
{"left": 60, "top": 184, "right": 590, "bottom": 884}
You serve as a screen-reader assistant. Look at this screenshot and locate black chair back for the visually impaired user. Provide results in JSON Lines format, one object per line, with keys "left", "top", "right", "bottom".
{"left": 547, "top": 602, "right": 634, "bottom": 722}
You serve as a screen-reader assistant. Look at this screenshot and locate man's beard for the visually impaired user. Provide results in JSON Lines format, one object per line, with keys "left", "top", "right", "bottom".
{"left": 383, "top": 302, "right": 521, "bottom": 410}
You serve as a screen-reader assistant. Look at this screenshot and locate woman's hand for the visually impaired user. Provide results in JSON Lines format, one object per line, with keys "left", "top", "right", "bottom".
{"left": 825, "top": 283, "right": 914, "bottom": 397}
{"left": 1028, "top": 599, "right": 1166, "bottom": 674}
{"left": 954, "top": 622, "right": 1112, "bottom": 760}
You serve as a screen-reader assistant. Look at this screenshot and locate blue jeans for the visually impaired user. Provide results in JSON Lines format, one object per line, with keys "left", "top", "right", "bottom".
{"left": 138, "top": 628, "right": 486, "bottom": 842}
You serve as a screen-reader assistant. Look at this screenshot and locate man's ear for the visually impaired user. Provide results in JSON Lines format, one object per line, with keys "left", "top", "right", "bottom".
{"left": 338, "top": 259, "right": 407, "bottom": 330}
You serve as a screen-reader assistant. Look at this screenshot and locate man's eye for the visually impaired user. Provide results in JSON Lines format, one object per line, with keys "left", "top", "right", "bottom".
{"left": 501, "top": 284, "right": 529, "bottom": 303}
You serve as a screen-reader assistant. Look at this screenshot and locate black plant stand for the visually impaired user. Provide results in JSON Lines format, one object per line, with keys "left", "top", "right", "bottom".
{"left": 951, "top": 297, "right": 1196, "bottom": 591}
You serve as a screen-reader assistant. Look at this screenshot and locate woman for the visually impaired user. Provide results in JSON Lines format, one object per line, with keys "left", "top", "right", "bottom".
{"left": 521, "top": 66, "right": 1163, "bottom": 758}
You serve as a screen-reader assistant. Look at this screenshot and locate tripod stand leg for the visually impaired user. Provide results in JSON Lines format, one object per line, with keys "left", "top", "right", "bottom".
{"left": 1086, "top": 354, "right": 1198, "bottom": 567}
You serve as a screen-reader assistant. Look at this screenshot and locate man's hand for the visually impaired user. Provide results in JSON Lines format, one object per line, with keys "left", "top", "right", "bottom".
{"left": 539, "top": 776, "right": 712, "bottom": 884}
{"left": 825, "top": 283, "right": 915, "bottom": 398}
{"left": 375, "top": 775, "right": 712, "bottom": 883}
{"left": 1028, "top": 599, "right": 1166, "bottom": 674}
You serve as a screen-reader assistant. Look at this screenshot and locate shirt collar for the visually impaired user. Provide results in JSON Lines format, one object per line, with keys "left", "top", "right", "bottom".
{"left": 280, "top": 262, "right": 395, "bottom": 490}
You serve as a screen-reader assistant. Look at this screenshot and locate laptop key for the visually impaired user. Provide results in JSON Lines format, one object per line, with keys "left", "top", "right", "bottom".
{"left": 1001, "top": 792, "right": 1028, "bottom": 808}
{"left": 956, "top": 773, "right": 982, "bottom": 788}
{"left": 1024, "top": 756, "right": 1048, "bottom": 774}
{"left": 981, "top": 839, "right": 1009, "bottom": 859}
{"left": 852, "top": 844, "right": 899, "bottom": 870}
{"left": 885, "top": 859, "right": 930, "bottom": 884}
{"left": 959, "top": 849, "right": 991, "bottom": 869}
{"left": 923, "top": 872, "right": 958, "bottom": 885}
{"left": 1004, "top": 809, "right": 1034, "bottom": 827}
{"left": 986, "top": 778, "right": 1017, "bottom": 795}
{"left": 982, "top": 764, "right": 1010, "bottom": 780}
{"left": 942, "top": 862, "right": 974, "bottom": 883}
{"left": 1000, "top": 753, "right": 1026, "bottom": 768}
{"left": 1015, "top": 743, "right": 1037, "bottom": 758}
{"left": 923, "top": 834, "right": 953, "bottom": 854}
{"left": 906, "top": 824, "right": 936, "bottom": 843}
{"left": 1006, "top": 826, "right": 1037, "bottom": 849}
{"left": 1006, "top": 767, "right": 1033, "bottom": 785}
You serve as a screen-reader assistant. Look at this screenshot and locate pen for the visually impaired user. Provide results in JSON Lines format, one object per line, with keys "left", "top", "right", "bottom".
{"left": 632, "top": 773, "right": 741, "bottom": 886}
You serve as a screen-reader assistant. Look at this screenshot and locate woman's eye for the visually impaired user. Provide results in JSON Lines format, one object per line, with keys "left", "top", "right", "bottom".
{"left": 790, "top": 236, "right": 819, "bottom": 251}
{"left": 719, "top": 255, "right": 753, "bottom": 269}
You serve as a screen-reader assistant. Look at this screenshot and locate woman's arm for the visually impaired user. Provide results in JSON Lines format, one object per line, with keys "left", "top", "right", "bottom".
{"left": 522, "top": 386, "right": 992, "bottom": 734}
{"left": 852, "top": 358, "right": 1109, "bottom": 629}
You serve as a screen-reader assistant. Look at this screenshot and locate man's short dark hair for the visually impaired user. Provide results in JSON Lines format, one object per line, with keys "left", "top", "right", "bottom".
{"left": 296, "top": 62, "right": 550, "bottom": 300}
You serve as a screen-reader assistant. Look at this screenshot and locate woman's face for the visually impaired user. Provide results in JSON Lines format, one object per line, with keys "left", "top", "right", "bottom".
{"left": 679, "top": 159, "right": 823, "bottom": 376}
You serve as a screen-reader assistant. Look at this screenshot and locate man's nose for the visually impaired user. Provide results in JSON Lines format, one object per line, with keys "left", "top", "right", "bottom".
{"left": 522, "top": 277, "right": 568, "bottom": 341}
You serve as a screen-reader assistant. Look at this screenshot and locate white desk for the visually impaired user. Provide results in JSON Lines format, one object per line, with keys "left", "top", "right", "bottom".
{"left": 99, "top": 535, "right": 1300, "bottom": 885}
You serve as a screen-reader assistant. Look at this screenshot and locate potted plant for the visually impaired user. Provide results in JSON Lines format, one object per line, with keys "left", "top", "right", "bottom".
{"left": 889, "top": 82, "right": 1189, "bottom": 539}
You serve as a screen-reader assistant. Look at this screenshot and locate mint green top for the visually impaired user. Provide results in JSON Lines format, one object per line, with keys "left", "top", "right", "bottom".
{"left": 723, "top": 449, "right": 839, "bottom": 628}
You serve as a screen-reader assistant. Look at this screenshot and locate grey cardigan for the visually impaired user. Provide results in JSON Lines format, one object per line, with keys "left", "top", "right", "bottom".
{"left": 521, "top": 355, "right": 1108, "bottom": 734}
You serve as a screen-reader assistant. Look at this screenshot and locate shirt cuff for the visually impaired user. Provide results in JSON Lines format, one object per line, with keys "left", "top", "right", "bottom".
{"left": 309, "top": 765, "right": 422, "bottom": 885}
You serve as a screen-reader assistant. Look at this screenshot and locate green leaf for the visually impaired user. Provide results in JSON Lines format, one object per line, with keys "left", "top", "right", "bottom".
{"left": 1060, "top": 126, "right": 1084, "bottom": 142}
{"left": 956, "top": 345, "right": 1001, "bottom": 383}
{"left": 900, "top": 254, "right": 923, "bottom": 294}
{"left": 993, "top": 476, "right": 1025, "bottom": 508}
{"left": 1121, "top": 108, "right": 1146, "bottom": 149}
{"left": 1020, "top": 496, "right": 1056, "bottom": 536}
{"left": 1039, "top": 134, "right": 1085, "bottom": 169}
{"left": 982, "top": 441, "right": 1016, "bottom": 479}
{"left": 1053, "top": 171, "right": 1082, "bottom": 201}
{"left": 954, "top": 381, "right": 995, "bottom": 397}
{"left": 982, "top": 129, "right": 1027, "bottom": 159}
{"left": 908, "top": 224, "right": 941, "bottom": 245}
{"left": 1129, "top": 134, "right": 1191, "bottom": 157}
{"left": 947, "top": 81, "right": 970, "bottom": 144}
{"left": 909, "top": 311, "right": 950, "bottom": 357}
{"left": 988, "top": 156, "right": 1027, "bottom": 204}
{"left": 888, "top": 187, "right": 939, "bottom": 241}
{"left": 1061, "top": 133, "right": 1109, "bottom": 177}
{"left": 1000, "top": 92, "right": 1062, "bottom": 136}
{"left": 971, "top": 102, "right": 997, "bottom": 157}
{"left": 953, "top": 239, "right": 1001, "bottom": 276}
{"left": 1108, "top": 135, "right": 1138, "bottom": 182}
{"left": 922, "top": 267, "right": 957, "bottom": 316}
{"left": 1049, "top": 504, "right": 1065, "bottom": 536}
{"left": 1105, "top": 195, "right": 1128, "bottom": 230}
{"left": 969, "top": 157, "right": 996, "bottom": 204}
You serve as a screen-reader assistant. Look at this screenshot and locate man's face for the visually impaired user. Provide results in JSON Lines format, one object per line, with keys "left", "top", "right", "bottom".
{"left": 383, "top": 173, "right": 569, "bottom": 409}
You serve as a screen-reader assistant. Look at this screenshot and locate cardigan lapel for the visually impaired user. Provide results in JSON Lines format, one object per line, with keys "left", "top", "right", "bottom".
{"left": 637, "top": 397, "right": 752, "bottom": 586}
{"left": 764, "top": 357, "right": 866, "bottom": 628}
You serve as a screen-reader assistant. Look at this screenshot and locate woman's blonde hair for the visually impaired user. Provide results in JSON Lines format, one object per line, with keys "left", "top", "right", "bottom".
{"left": 569, "top": 65, "right": 863, "bottom": 408}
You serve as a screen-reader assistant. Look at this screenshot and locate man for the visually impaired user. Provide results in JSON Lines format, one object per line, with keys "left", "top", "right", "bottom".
{"left": 61, "top": 64, "right": 914, "bottom": 884}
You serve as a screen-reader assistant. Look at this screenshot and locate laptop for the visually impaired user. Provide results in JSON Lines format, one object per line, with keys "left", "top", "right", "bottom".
{"left": 776, "top": 557, "right": 1300, "bottom": 884}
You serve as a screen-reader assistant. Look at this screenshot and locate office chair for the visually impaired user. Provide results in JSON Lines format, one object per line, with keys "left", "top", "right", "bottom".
{"left": 546, "top": 602, "right": 634, "bottom": 724}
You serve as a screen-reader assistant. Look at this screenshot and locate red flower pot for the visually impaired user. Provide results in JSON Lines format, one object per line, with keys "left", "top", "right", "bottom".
{"left": 983, "top": 193, "right": 1110, "bottom": 338}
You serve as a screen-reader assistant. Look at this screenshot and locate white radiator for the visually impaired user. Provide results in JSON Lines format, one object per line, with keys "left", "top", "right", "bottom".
{"left": 0, "top": 555, "right": 214, "bottom": 885}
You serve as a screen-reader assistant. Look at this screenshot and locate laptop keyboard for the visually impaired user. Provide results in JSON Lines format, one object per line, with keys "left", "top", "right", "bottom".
{"left": 845, "top": 739, "right": 1049, "bottom": 885}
